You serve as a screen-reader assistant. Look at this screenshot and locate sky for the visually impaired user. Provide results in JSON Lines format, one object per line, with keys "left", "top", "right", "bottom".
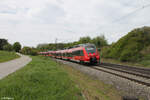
{"left": 0, "top": 0, "right": 150, "bottom": 47}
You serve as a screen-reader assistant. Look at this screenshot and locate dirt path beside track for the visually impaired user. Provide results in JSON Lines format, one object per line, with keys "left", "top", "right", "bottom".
{"left": 0, "top": 53, "right": 32, "bottom": 79}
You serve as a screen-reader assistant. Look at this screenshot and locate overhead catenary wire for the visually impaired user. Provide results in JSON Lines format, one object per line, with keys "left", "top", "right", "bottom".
{"left": 92, "top": 3, "right": 150, "bottom": 33}
{"left": 112, "top": 3, "right": 150, "bottom": 23}
{"left": 90, "top": 2, "right": 150, "bottom": 40}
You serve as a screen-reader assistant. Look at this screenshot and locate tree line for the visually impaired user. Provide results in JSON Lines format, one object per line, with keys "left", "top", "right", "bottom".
{"left": 0, "top": 38, "right": 38, "bottom": 55}
{"left": 0, "top": 39, "right": 21, "bottom": 52}
{"left": 37, "top": 35, "right": 108, "bottom": 51}
{"left": 0, "top": 35, "right": 108, "bottom": 56}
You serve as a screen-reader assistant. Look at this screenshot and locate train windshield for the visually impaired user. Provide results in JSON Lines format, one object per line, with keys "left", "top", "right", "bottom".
{"left": 85, "top": 45, "right": 96, "bottom": 54}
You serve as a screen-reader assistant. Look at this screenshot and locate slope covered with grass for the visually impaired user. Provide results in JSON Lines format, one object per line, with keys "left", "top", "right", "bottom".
{"left": 0, "top": 51, "right": 19, "bottom": 63}
{"left": 102, "top": 26, "right": 150, "bottom": 63}
{"left": 0, "top": 56, "right": 83, "bottom": 100}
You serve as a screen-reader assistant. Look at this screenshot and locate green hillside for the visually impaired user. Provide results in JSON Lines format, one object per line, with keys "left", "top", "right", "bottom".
{"left": 102, "top": 26, "right": 150, "bottom": 63}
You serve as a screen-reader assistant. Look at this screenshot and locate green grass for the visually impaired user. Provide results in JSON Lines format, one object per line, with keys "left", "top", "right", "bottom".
{"left": 63, "top": 64, "right": 122, "bottom": 100}
{"left": 0, "top": 56, "right": 83, "bottom": 100}
{"left": 139, "top": 54, "right": 150, "bottom": 67}
{"left": 0, "top": 51, "right": 19, "bottom": 63}
{"left": 101, "top": 57, "right": 150, "bottom": 68}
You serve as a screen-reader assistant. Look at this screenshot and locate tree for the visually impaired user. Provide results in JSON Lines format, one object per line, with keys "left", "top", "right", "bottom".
{"left": 79, "top": 36, "right": 91, "bottom": 44}
{"left": 92, "top": 35, "right": 108, "bottom": 48}
{"left": 13, "top": 42, "right": 21, "bottom": 52}
{"left": 3, "top": 44, "right": 13, "bottom": 51}
{"left": 0, "top": 39, "right": 8, "bottom": 50}
{"left": 21, "top": 47, "right": 37, "bottom": 56}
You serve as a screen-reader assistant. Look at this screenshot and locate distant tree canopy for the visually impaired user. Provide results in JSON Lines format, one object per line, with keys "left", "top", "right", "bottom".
{"left": 92, "top": 35, "right": 108, "bottom": 47}
{"left": 21, "top": 47, "right": 37, "bottom": 56}
{"left": 102, "top": 26, "right": 150, "bottom": 62}
{"left": 79, "top": 36, "right": 92, "bottom": 44}
{"left": 3, "top": 44, "right": 13, "bottom": 51}
{"left": 37, "top": 35, "right": 108, "bottom": 51}
{"left": 0, "top": 39, "right": 8, "bottom": 50}
{"left": 13, "top": 42, "right": 21, "bottom": 52}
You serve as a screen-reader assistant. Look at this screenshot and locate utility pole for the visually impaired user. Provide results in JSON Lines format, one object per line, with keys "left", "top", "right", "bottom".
{"left": 55, "top": 38, "right": 58, "bottom": 50}
{"left": 142, "top": 0, "right": 145, "bottom": 8}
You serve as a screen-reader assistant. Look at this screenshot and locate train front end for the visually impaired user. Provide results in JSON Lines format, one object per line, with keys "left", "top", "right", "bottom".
{"left": 83, "top": 44, "right": 100, "bottom": 64}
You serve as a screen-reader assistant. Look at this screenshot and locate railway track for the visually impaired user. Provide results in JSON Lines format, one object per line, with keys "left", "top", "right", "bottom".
{"left": 55, "top": 58, "right": 150, "bottom": 87}
{"left": 91, "top": 63, "right": 150, "bottom": 87}
{"left": 98, "top": 63, "right": 150, "bottom": 79}
{"left": 92, "top": 66, "right": 150, "bottom": 87}
{"left": 101, "top": 62, "right": 150, "bottom": 76}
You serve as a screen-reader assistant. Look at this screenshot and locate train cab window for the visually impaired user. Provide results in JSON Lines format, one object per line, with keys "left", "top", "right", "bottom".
{"left": 85, "top": 45, "right": 96, "bottom": 54}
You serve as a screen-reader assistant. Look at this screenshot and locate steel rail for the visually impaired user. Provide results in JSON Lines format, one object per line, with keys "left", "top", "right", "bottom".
{"left": 91, "top": 66, "right": 150, "bottom": 87}
{"left": 98, "top": 64, "right": 150, "bottom": 79}
{"left": 54, "top": 58, "right": 150, "bottom": 87}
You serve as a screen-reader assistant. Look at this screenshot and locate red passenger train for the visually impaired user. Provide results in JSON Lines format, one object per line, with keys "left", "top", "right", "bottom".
{"left": 39, "top": 43, "right": 100, "bottom": 64}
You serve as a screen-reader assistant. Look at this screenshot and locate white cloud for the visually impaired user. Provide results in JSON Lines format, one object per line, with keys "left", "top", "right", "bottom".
{"left": 0, "top": 0, "right": 150, "bottom": 46}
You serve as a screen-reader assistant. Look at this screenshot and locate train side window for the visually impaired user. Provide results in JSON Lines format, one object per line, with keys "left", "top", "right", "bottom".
{"left": 73, "top": 51, "right": 77, "bottom": 56}
{"left": 77, "top": 50, "right": 80, "bottom": 56}
{"left": 68, "top": 53, "right": 69, "bottom": 57}
{"left": 67, "top": 53, "right": 69, "bottom": 57}
{"left": 74, "top": 51, "right": 77, "bottom": 56}
{"left": 65, "top": 53, "right": 67, "bottom": 57}
{"left": 72, "top": 51, "right": 74, "bottom": 56}
{"left": 70, "top": 53, "right": 72, "bottom": 57}
{"left": 66, "top": 53, "right": 68, "bottom": 57}
{"left": 80, "top": 50, "right": 84, "bottom": 56}
{"left": 78, "top": 50, "right": 80, "bottom": 56}
{"left": 75, "top": 50, "right": 79, "bottom": 56}
{"left": 70, "top": 52, "right": 72, "bottom": 57}
{"left": 74, "top": 51, "right": 76, "bottom": 56}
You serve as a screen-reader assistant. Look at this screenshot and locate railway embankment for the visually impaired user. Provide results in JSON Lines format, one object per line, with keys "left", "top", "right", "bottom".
{"left": 56, "top": 59, "right": 150, "bottom": 100}
{"left": 102, "top": 26, "right": 150, "bottom": 68}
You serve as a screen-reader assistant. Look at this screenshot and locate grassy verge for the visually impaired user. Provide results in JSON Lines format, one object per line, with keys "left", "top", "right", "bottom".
{"left": 59, "top": 62, "right": 122, "bottom": 100}
{"left": 101, "top": 58, "right": 150, "bottom": 68}
{"left": 0, "top": 51, "right": 20, "bottom": 63}
{"left": 0, "top": 56, "right": 83, "bottom": 100}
